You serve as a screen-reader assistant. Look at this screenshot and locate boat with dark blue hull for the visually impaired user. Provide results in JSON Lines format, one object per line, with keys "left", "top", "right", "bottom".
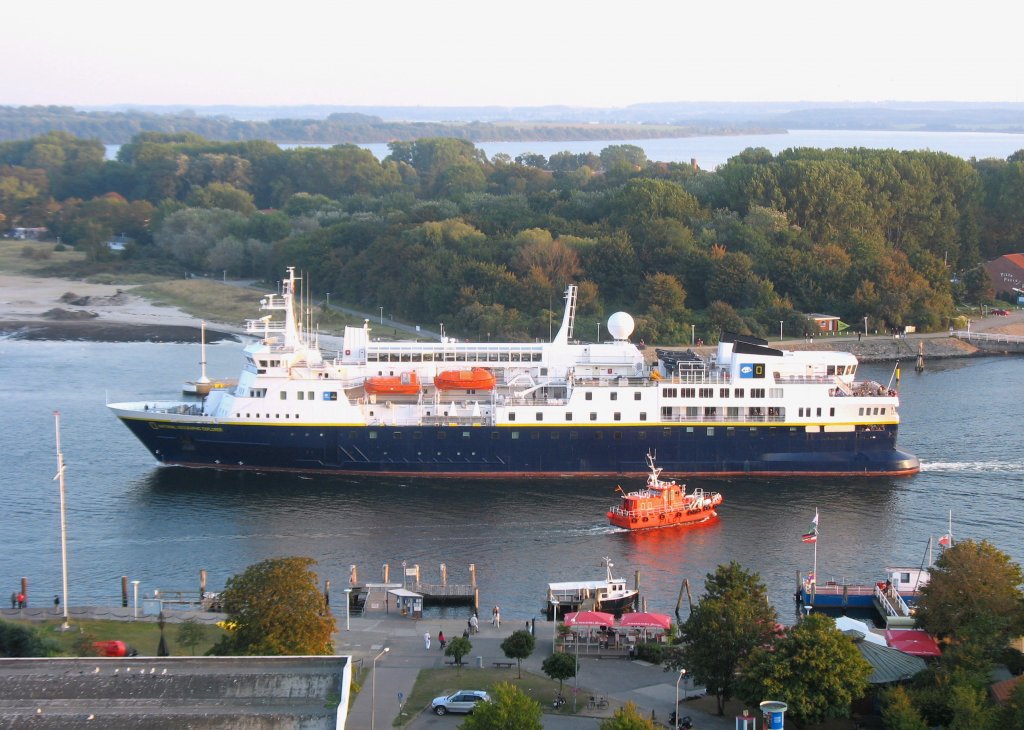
{"left": 109, "top": 268, "right": 920, "bottom": 478}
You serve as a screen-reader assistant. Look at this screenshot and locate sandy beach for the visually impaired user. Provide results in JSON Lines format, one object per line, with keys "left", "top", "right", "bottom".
{"left": 0, "top": 274, "right": 240, "bottom": 342}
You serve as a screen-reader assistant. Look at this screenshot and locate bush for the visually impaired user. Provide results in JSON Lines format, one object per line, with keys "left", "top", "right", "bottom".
{"left": 635, "top": 641, "right": 666, "bottom": 664}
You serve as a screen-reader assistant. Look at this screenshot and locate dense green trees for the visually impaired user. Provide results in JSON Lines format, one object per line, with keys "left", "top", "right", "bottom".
{"left": 667, "top": 562, "right": 778, "bottom": 715}
{"left": 460, "top": 681, "right": 543, "bottom": 730}
{"left": 2, "top": 130, "right": 1021, "bottom": 344}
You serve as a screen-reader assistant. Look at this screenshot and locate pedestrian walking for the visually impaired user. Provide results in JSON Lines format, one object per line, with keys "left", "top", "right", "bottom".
{"left": 491, "top": 605, "right": 498, "bottom": 626}
{"left": 470, "top": 613, "right": 479, "bottom": 634}
{"left": 438, "top": 630, "right": 446, "bottom": 650}
{"left": 495, "top": 607, "right": 501, "bottom": 628}
{"left": 53, "top": 595, "right": 60, "bottom": 613}
{"left": 423, "top": 631, "right": 431, "bottom": 650}
{"left": 16, "top": 592, "right": 25, "bottom": 609}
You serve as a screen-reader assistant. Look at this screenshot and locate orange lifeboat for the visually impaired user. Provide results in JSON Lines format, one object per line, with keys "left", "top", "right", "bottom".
{"left": 433, "top": 367, "right": 496, "bottom": 391}
{"left": 364, "top": 372, "right": 420, "bottom": 395}
{"left": 607, "top": 451, "right": 723, "bottom": 531}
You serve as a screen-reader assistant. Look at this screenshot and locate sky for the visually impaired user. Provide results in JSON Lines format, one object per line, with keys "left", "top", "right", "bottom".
{"left": 3, "top": 0, "right": 1022, "bottom": 109}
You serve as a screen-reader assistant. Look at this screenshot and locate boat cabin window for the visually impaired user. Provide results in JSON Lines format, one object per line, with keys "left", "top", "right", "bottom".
{"left": 634, "top": 392, "right": 642, "bottom": 400}
{"left": 585, "top": 392, "right": 593, "bottom": 400}
{"left": 639, "top": 412, "right": 647, "bottom": 421}
{"left": 323, "top": 392, "right": 338, "bottom": 401}
{"left": 536, "top": 412, "right": 543, "bottom": 421}
{"left": 590, "top": 412, "right": 597, "bottom": 421}
{"left": 369, "top": 431, "right": 377, "bottom": 439}
{"left": 610, "top": 392, "right": 618, "bottom": 401}
{"left": 769, "top": 388, "right": 783, "bottom": 398}
{"left": 662, "top": 387, "right": 677, "bottom": 398}
{"left": 508, "top": 412, "right": 516, "bottom": 421}
{"left": 682, "top": 387, "right": 695, "bottom": 398}
{"left": 699, "top": 388, "right": 713, "bottom": 398}
{"left": 734, "top": 388, "right": 744, "bottom": 398}
{"left": 297, "top": 392, "right": 304, "bottom": 400}
{"left": 751, "top": 388, "right": 765, "bottom": 398}
{"left": 280, "top": 391, "right": 287, "bottom": 400}
{"left": 720, "top": 388, "right": 729, "bottom": 398}
{"left": 614, "top": 412, "right": 621, "bottom": 421}
{"left": 565, "top": 413, "right": 573, "bottom": 421}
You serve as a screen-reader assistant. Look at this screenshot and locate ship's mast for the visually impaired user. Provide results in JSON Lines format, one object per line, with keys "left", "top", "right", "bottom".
{"left": 553, "top": 285, "right": 577, "bottom": 344}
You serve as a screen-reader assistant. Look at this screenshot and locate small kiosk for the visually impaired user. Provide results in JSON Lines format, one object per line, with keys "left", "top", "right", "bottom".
{"left": 387, "top": 588, "right": 423, "bottom": 618}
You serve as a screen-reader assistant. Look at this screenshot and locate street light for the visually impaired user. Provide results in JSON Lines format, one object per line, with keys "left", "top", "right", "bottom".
{"left": 596, "top": 321, "right": 601, "bottom": 343}
{"left": 371, "top": 647, "right": 389, "bottom": 730}
{"left": 131, "top": 580, "right": 140, "bottom": 619}
{"left": 691, "top": 324, "right": 696, "bottom": 346}
{"left": 779, "top": 320, "right": 784, "bottom": 342}
{"left": 675, "top": 669, "right": 687, "bottom": 728}
{"left": 551, "top": 598, "right": 559, "bottom": 645}
{"left": 379, "top": 306, "right": 384, "bottom": 325}
{"left": 864, "top": 315, "right": 868, "bottom": 337}
{"left": 344, "top": 588, "right": 352, "bottom": 631}
{"left": 326, "top": 292, "right": 330, "bottom": 308}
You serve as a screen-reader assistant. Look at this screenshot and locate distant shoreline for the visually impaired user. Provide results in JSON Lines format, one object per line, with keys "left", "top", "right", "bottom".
{"left": 0, "top": 319, "right": 238, "bottom": 343}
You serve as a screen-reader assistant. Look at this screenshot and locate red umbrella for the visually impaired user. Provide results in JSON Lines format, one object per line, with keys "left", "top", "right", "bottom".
{"left": 618, "top": 612, "right": 672, "bottom": 629}
{"left": 885, "top": 629, "right": 941, "bottom": 658}
{"left": 563, "top": 610, "right": 616, "bottom": 627}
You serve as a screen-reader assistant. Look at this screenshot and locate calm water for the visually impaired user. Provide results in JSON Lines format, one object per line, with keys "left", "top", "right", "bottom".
{"left": 107, "top": 130, "right": 1024, "bottom": 169}
{"left": 1, "top": 338, "right": 1022, "bottom": 623}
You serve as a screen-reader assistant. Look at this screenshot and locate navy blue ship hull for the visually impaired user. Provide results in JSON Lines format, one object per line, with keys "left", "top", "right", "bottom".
{"left": 117, "top": 417, "right": 920, "bottom": 477}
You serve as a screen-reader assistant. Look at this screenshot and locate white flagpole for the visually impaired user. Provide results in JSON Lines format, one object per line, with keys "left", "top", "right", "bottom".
{"left": 813, "top": 508, "right": 818, "bottom": 587}
{"left": 54, "top": 411, "right": 70, "bottom": 630}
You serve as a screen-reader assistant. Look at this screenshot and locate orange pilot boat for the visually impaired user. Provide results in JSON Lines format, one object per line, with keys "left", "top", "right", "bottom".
{"left": 607, "top": 452, "right": 723, "bottom": 530}
{"left": 364, "top": 372, "right": 421, "bottom": 395}
{"left": 433, "top": 367, "right": 496, "bottom": 391}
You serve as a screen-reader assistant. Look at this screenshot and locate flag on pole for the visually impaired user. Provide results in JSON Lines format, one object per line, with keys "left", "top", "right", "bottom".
{"left": 938, "top": 533, "right": 951, "bottom": 547}
{"left": 801, "top": 509, "right": 819, "bottom": 543}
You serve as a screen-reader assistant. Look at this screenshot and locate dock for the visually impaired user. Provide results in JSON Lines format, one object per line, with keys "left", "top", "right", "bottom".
{"left": 343, "top": 562, "right": 478, "bottom": 618}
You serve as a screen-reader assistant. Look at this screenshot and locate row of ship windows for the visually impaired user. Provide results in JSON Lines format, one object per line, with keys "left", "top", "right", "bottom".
{"left": 364, "top": 427, "right": 815, "bottom": 440}
{"left": 662, "top": 387, "right": 773, "bottom": 398}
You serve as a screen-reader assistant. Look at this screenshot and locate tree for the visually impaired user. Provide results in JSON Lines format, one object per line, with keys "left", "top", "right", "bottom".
{"left": 667, "top": 562, "right": 778, "bottom": 714}
{"left": 736, "top": 613, "right": 872, "bottom": 728}
{"left": 444, "top": 635, "right": 472, "bottom": 668}
{"left": 0, "top": 620, "right": 59, "bottom": 657}
{"left": 598, "top": 700, "right": 657, "bottom": 729}
{"left": 541, "top": 651, "right": 576, "bottom": 695}
{"left": 460, "top": 681, "right": 542, "bottom": 730}
{"left": 176, "top": 618, "right": 205, "bottom": 655}
{"left": 915, "top": 539, "right": 1024, "bottom": 650}
{"left": 500, "top": 629, "right": 536, "bottom": 678}
{"left": 881, "top": 686, "right": 928, "bottom": 730}
{"left": 208, "top": 556, "right": 334, "bottom": 656}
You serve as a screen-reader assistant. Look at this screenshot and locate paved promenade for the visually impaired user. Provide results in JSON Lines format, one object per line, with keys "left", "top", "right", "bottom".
{"left": 3, "top": 605, "right": 740, "bottom": 728}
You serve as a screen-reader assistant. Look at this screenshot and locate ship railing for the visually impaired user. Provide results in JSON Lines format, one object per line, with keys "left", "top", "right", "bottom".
{"left": 658, "top": 412, "right": 787, "bottom": 424}
{"left": 661, "top": 372, "right": 731, "bottom": 385}
{"left": 954, "top": 330, "right": 1024, "bottom": 343}
{"left": 368, "top": 415, "right": 493, "bottom": 427}
{"left": 773, "top": 375, "right": 836, "bottom": 385}
{"left": 140, "top": 403, "right": 207, "bottom": 416}
{"left": 850, "top": 380, "right": 897, "bottom": 398}
{"left": 571, "top": 376, "right": 650, "bottom": 387}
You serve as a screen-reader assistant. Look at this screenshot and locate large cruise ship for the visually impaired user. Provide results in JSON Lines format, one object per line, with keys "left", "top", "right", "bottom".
{"left": 108, "top": 268, "right": 920, "bottom": 477}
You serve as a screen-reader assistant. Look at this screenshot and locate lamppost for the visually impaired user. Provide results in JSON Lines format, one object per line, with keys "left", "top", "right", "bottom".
{"left": 326, "top": 292, "right": 330, "bottom": 308}
{"left": 596, "top": 321, "right": 601, "bottom": 343}
{"left": 371, "top": 647, "right": 389, "bottom": 730}
{"left": 551, "top": 598, "right": 559, "bottom": 646}
{"left": 864, "top": 315, "right": 868, "bottom": 337}
{"left": 691, "top": 324, "right": 696, "bottom": 346}
{"left": 779, "top": 320, "right": 784, "bottom": 342}
{"left": 675, "top": 668, "right": 687, "bottom": 728}
{"left": 344, "top": 588, "right": 352, "bottom": 631}
{"left": 379, "top": 306, "right": 384, "bottom": 325}
{"left": 131, "top": 580, "right": 140, "bottom": 619}
{"left": 439, "top": 323, "right": 445, "bottom": 340}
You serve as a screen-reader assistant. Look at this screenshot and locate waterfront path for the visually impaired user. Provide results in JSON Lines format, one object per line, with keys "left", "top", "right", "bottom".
{"left": 4, "top": 605, "right": 738, "bottom": 728}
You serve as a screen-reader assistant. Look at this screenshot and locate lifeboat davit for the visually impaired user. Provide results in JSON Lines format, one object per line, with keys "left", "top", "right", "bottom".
{"left": 434, "top": 367, "right": 496, "bottom": 391}
{"left": 364, "top": 372, "right": 421, "bottom": 395}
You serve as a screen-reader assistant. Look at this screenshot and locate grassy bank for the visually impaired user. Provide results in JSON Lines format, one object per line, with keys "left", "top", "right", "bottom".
{"left": 9, "top": 617, "right": 226, "bottom": 657}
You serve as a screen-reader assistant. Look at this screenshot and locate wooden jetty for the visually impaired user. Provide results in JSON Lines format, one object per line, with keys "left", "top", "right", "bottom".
{"left": 344, "top": 562, "right": 478, "bottom": 617}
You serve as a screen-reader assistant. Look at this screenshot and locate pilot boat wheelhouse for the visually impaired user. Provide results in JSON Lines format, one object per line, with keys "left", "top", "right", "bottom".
{"left": 108, "top": 268, "right": 920, "bottom": 478}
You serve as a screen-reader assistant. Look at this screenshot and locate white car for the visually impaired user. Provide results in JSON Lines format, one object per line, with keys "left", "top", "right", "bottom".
{"left": 431, "top": 690, "right": 490, "bottom": 715}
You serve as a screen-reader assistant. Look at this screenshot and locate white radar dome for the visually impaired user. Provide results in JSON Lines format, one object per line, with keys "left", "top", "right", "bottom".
{"left": 606, "top": 312, "right": 635, "bottom": 341}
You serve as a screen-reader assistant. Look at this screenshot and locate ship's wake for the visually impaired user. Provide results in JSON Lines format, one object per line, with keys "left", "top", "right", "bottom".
{"left": 921, "top": 460, "right": 1024, "bottom": 474}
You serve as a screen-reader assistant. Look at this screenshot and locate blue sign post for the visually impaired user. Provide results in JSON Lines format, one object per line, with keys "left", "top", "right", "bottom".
{"left": 759, "top": 701, "right": 788, "bottom": 729}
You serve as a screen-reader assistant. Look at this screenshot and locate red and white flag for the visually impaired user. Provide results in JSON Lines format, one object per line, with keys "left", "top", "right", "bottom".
{"left": 801, "top": 509, "right": 819, "bottom": 543}
{"left": 938, "top": 533, "right": 951, "bottom": 547}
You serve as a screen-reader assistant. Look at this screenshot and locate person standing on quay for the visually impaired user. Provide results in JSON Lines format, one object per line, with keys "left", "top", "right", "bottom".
{"left": 53, "top": 595, "right": 60, "bottom": 614}
{"left": 438, "top": 630, "right": 446, "bottom": 649}
{"left": 470, "top": 613, "right": 479, "bottom": 634}
{"left": 423, "top": 631, "right": 431, "bottom": 650}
